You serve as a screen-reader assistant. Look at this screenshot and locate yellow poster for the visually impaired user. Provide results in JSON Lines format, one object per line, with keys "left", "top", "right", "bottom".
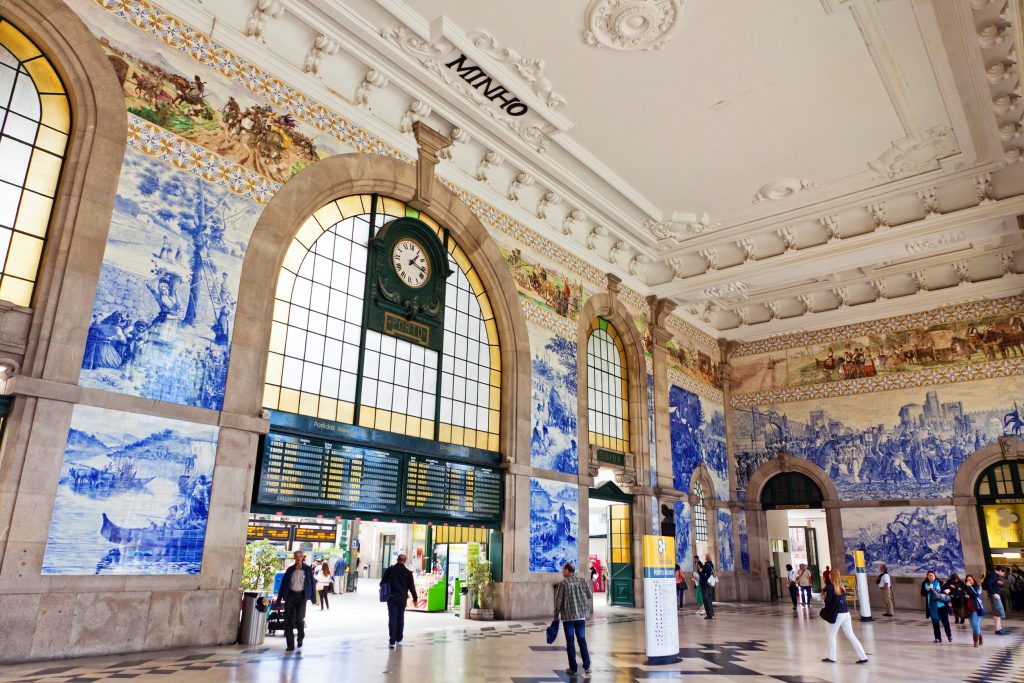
{"left": 983, "top": 504, "right": 1024, "bottom": 549}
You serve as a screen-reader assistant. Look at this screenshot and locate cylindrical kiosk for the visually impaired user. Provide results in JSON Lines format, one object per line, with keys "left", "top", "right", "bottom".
{"left": 854, "top": 550, "right": 873, "bottom": 621}
{"left": 642, "top": 536, "right": 680, "bottom": 665}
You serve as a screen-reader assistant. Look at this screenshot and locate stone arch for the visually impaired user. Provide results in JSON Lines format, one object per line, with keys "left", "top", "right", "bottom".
{"left": 576, "top": 290, "right": 650, "bottom": 486}
{"left": 742, "top": 453, "right": 844, "bottom": 601}
{"left": 224, "top": 153, "right": 530, "bottom": 462}
{"left": 2, "top": 0, "right": 127, "bottom": 381}
{"left": 951, "top": 437, "right": 1024, "bottom": 572}
{"left": 688, "top": 462, "right": 719, "bottom": 566}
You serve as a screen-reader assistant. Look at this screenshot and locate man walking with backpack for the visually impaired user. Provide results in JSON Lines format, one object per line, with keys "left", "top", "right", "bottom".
{"left": 380, "top": 553, "right": 418, "bottom": 648}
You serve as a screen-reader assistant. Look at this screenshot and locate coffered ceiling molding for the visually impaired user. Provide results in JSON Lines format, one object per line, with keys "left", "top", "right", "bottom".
{"left": 868, "top": 126, "right": 960, "bottom": 180}
{"left": 645, "top": 211, "right": 713, "bottom": 249}
{"left": 380, "top": 17, "right": 572, "bottom": 152}
{"left": 972, "top": 0, "right": 1024, "bottom": 163}
{"left": 752, "top": 177, "right": 818, "bottom": 204}
{"left": 583, "top": 0, "right": 682, "bottom": 51}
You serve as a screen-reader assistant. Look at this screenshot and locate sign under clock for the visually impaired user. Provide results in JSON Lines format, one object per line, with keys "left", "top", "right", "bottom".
{"left": 367, "top": 217, "right": 452, "bottom": 352}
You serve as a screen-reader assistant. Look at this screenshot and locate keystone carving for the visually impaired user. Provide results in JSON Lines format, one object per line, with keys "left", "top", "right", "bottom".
{"left": 411, "top": 123, "right": 452, "bottom": 209}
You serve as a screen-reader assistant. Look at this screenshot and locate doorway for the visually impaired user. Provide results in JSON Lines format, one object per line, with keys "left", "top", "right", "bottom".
{"left": 975, "top": 459, "right": 1024, "bottom": 573}
{"left": 589, "top": 480, "right": 634, "bottom": 607}
{"left": 761, "top": 471, "right": 828, "bottom": 598}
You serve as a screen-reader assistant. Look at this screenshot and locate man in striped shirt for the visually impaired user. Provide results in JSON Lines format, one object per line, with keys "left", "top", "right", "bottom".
{"left": 554, "top": 562, "right": 593, "bottom": 677}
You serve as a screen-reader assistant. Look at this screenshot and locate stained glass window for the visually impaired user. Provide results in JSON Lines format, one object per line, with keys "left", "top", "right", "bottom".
{"left": 693, "top": 481, "right": 708, "bottom": 542}
{"left": 0, "top": 19, "right": 68, "bottom": 307}
{"left": 264, "top": 194, "right": 501, "bottom": 451}
{"left": 586, "top": 318, "right": 629, "bottom": 453}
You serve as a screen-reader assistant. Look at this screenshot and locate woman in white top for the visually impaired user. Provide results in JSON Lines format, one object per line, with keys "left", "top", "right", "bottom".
{"left": 316, "top": 561, "right": 332, "bottom": 610}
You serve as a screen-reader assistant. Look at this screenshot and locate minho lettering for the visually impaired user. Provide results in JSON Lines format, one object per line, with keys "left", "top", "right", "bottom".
{"left": 445, "top": 54, "right": 529, "bottom": 117}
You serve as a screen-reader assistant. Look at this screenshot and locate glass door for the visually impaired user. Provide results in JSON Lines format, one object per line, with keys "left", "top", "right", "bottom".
{"left": 609, "top": 504, "right": 634, "bottom": 606}
{"left": 380, "top": 534, "right": 396, "bottom": 576}
{"left": 805, "top": 527, "right": 820, "bottom": 593}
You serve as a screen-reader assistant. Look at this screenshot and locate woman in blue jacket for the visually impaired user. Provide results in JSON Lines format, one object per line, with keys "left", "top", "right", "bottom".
{"left": 964, "top": 574, "right": 984, "bottom": 647}
{"left": 924, "top": 570, "right": 953, "bottom": 643}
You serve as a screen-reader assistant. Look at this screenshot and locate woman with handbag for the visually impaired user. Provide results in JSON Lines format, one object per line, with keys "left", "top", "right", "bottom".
{"left": 820, "top": 569, "right": 868, "bottom": 664}
{"left": 693, "top": 558, "right": 705, "bottom": 616}
{"left": 675, "top": 564, "right": 688, "bottom": 609}
{"left": 943, "top": 573, "right": 967, "bottom": 624}
{"left": 924, "top": 570, "right": 953, "bottom": 643}
{"left": 965, "top": 574, "right": 985, "bottom": 647}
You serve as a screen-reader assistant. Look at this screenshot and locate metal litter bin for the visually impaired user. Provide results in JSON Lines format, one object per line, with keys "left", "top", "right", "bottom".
{"left": 460, "top": 586, "right": 471, "bottom": 619}
{"left": 238, "top": 591, "right": 268, "bottom": 645}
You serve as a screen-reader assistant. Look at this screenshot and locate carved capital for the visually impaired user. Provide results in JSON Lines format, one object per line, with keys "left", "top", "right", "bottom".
{"left": 606, "top": 273, "right": 622, "bottom": 295}
{"left": 411, "top": 123, "right": 453, "bottom": 208}
{"left": 646, "top": 295, "right": 677, "bottom": 327}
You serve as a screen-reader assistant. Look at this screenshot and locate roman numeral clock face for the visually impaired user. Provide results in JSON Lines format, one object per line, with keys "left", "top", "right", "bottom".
{"left": 391, "top": 238, "right": 431, "bottom": 288}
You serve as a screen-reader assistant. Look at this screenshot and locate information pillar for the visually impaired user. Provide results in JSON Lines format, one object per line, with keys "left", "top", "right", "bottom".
{"left": 642, "top": 536, "right": 680, "bottom": 665}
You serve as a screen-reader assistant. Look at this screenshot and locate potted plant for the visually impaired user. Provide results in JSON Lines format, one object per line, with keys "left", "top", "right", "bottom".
{"left": 242, "top": 540, "right": 280, "bottom": 592}
{"left": 467, "top": 552, "right": 495, "bottom": 620}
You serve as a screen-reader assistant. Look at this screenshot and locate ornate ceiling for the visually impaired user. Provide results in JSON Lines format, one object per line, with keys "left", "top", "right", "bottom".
{"left": 157, "top": 0, "right": 1024, "bottom": 340}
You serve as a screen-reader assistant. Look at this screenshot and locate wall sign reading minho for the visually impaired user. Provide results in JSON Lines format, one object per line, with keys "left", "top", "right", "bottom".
{"left": 445, "top": 53, "right": 529, "bottom": 117}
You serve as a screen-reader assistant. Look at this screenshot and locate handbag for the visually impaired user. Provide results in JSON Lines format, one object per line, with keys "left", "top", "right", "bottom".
{"left": 378, "top": 582, "right": 390, "bottom": 602}
{"left": 819, "top": 605, "right": 838, "bottom": 624}
{"left": 546, "top": 620, "right": 560, "bottom": 644}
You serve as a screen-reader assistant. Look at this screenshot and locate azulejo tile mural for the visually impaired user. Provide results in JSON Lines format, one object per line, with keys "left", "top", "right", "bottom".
{"left": 529, "top": 478, "right": 579, "bottom": 573}
{"left": 529, "top": 323, "right": 579, "bottom": 474}
{"left": 737, "top": 512, "right": 749, "bottom": 572}
{"left": 842, "top": 506, "right": 965, "bottom": 578}
{"left": 504, "top": 247, "right": 584, "bottom": 320}
{"left": 43, "top": 405, "right": 218, "bottom": 575}
{"left": 730, "top": 296, "right": 1024, "bottom": 396}
{"left": 732, "top": 374, "right": 1024, "bottom": 502}
{"left": 669, "top": 385, "right": 728, "bottom": 500}
{"left": 717, "top": 509, "right": 734, "bottom": 573}
{"left": 79, "top": 149, "right": 262, "bottom": 409}
{"left": 674, "top": 500, "right": 692, "bottom": 572}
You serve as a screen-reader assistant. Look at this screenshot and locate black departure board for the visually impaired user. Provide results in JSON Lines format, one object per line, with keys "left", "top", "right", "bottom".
{"left": 403, "top": 455, "right": 502, "bottom": 520}
{"left": 257, "top": 433, "right": 402, "bottom": 514}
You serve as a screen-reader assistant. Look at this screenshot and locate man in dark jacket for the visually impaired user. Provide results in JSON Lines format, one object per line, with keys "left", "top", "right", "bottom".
{"left": 698, "top": 554, "right": 716, "bottom": 620}
{"left": 277, "top": 550, "right": 316, "bottom": 652}
{"left": 380, "top": 553, "right": 418, "bottom": 648}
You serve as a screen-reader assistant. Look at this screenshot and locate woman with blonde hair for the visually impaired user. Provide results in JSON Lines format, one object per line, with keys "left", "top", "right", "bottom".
{"left": 820, "top": 569, "right": 868, "bottom": 664}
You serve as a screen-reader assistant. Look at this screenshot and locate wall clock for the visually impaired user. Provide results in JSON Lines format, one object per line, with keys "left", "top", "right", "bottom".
{"left": 392, "top": 238, "right": 431, "bottom": 288}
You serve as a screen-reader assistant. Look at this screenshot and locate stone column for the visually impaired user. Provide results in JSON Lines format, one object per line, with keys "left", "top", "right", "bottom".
{"left": 646, "top": 296, "right": 677, "bottom": 494}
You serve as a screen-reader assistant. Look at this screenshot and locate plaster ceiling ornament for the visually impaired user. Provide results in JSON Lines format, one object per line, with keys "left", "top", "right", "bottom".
{"left": 701, "top": 281, "right": 748, "bottom": 300}
{"left": 869, "top": 126, "right": 959, "bottom": 180}
{"left": 735, "top": 307, "right": 750, "bottom": 326}
{"left": 993, "top": 92, "right": 1021, "bottom": 114}
{"left": 1007, "top": 147, "right": 1024, "bottom": 163}
{"left": 354, "top": 69, "right": 389, "bottom": 109}
{"left": 465, "top": 31, "right": 566, "bottom": 112}
{"left": 904, "top": 230, "right": 967, "bottom": 255}
{"left": 475, "top": 150, "right": 504, "bottom": 183}
{"left": 797, "top": 293, "right": 815, "bottom": 314}
{"left": 910, "top": 270, "right": 928, "bottom": 292}
{"left": 975, "top": 172, "right": 997, "bottom": 204}
{"left": 537, "top": 191, "right": 560, "bottom": 219}
{"left": 685, "top": 300, "right": 714, "bottom": 323}
{"left": 777, "top": 227, "right": 797, "bottom": 252}
{"left": 917, "top": 187, "right": 941, "bottom": 217}
{"left": 952, "top": 261, "right": 972, "bottom": 283}
{"left": 562, "top": 208, "right": 585, "bottom": 236}
{"left": 1001, "top": 252, "right": 1018, "bottom": 274}
{"left": 667, "top": 256, "right": 687, "bottom": 279}
{"left": 436, "top": 125, "right": 469, "bottom": 160}
{"left": 628, "top": 253, "right": 650, "bottom": 277}
{"left": 507, "top": 171, "right": 534, "bottom": 202}
{"left": 867, "top": 202, "right": 889, "bottom": 229}
{"left": 751, "top": 177, "right": 818, "bottom": 204}
{"left": 867, "top": 279, "right": 884, "bottom": 300}
{"left": 380, "top": 27, "right": 555, "bottom": 152}
{"left": 400, "top": 100, "right": 432, "bottom": 134}
{"left": 698, "top": 247, "right": 719, "bottom": 271}
{"left": 736, "top": 238, "right": 756, "bottom": 261}
{"left": 609, "top": 239, "right": 627, "bottom": 264}
{"left": 583, "top": 0, "right": 682, "bottom": 51}
{"left": 985, "top": 57, "right": 1016, "bottom": 84}
{"left": 998, "top": 121, "right": 1021, "bottom": 140}
{"left": 820, "top": 215, "right": 841, "bottom": 242}
{"left": 644, "top": 211, "right": 712, "bottom": 246}
{"left": 832, "top": 287, "right": 850, "bottom": 307}
{"left": 586, "top": 224, "right": 608, "bottom": 250}
{"left": 303, "top": 34, "right": 339, "bottom": 78}
{"left": 766, "top": 300, "right": 782, "bottom": 320}
{"left": 978, "top": 20, "right": 1011, "bottom": 48}
{"left": 246, "top": 0, "right": 284, "bottom": 43}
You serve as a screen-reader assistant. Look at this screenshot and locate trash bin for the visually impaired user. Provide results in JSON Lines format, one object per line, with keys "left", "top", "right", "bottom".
{"left": 460, "top": 586, "right": 471, "bottom": 619}
{"left": 238, "top": 591, "right": 268, "bottom": 645}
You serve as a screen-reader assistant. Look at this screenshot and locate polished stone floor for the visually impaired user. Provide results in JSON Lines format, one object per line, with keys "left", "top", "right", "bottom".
{"left": 0, "top": 601, "right": 1019, "bottom": 683}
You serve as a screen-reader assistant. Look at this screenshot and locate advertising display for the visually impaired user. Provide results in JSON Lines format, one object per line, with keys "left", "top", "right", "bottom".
{"left": 641, "top": 535, "right": 680, "bottom": 665}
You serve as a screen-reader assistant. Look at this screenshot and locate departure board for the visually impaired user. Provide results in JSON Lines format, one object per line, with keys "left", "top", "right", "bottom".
{"left": 403, "top": 455, "right": 502, "bottom": 520}
{"left": 257, "top": 433, "right": 402, "bottom": 514}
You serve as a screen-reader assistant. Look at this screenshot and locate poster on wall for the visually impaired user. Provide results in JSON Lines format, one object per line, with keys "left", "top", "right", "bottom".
{"left": 78, "top": 149, "right": 262, "bottom": 410}
{"left": 529, "top": 478, "right": 579, "bottom": 572}
{"left": 733, "top": 375, "right": 1024, "bottom": 501}
{"left": 669, "top": 385, "right": 727, "bottom": 499}
{"left": 529, "top": 324, "right": 579, "bottom": 474}
{"left": 842, "top": 506, "right": 965, "bottom": 578}
{"left": 674, "top": 500, "right": 692, "bottom": 572}
{"left": 42, "top": 405, "right": 218, "bottom": 575}
{"left": 717, "top": 509, "right": 734, "bottom": 572}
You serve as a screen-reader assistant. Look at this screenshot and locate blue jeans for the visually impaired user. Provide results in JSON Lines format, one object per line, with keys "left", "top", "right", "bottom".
{"left": 800, "top": 586, "right": 812, "bottom": 605}
{"left": 563, "top": 620, "right": 591, "bottom": 673}
{"left": 970, "top": 611, "right": 981, "bottom": 635}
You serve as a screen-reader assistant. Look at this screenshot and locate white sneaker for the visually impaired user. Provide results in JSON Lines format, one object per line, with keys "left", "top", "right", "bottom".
{"left": 295, "top": 644, "right": 302, "bottom": 653}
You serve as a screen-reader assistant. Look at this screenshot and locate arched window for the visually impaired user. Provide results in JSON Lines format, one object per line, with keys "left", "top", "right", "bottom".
{"left": 693, "top": 481, "right": 708, "bottom": 542}
{"left": 263, "top": 194, "right": 501, "bottom": 451}
{"left": 975, "top": 460, "right": 1024, "bottom": 498}
{"left": 0, "top": 18, "right": 69, "bottom": 307}
{"left": 586, "top": 317, "right": 629, "bottom": 453}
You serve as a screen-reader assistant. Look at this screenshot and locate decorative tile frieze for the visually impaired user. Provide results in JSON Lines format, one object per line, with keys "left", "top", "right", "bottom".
{"left": 126, "top": 115, "right": 280, "bottom": 203}
{"left": 521, "top": 297, "right": 576, "bottom": 339}
{"left": 730, "top": 356, "right": 1024, "bottom": 408}
{"left": 665, "top": 313, "right": 719, "bottom": 354}
{"left": 668, "top": 368, "right": 723, "bottom": 404}
{"left": 733, "top": 295, "right": 1024, "bottom": 357}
